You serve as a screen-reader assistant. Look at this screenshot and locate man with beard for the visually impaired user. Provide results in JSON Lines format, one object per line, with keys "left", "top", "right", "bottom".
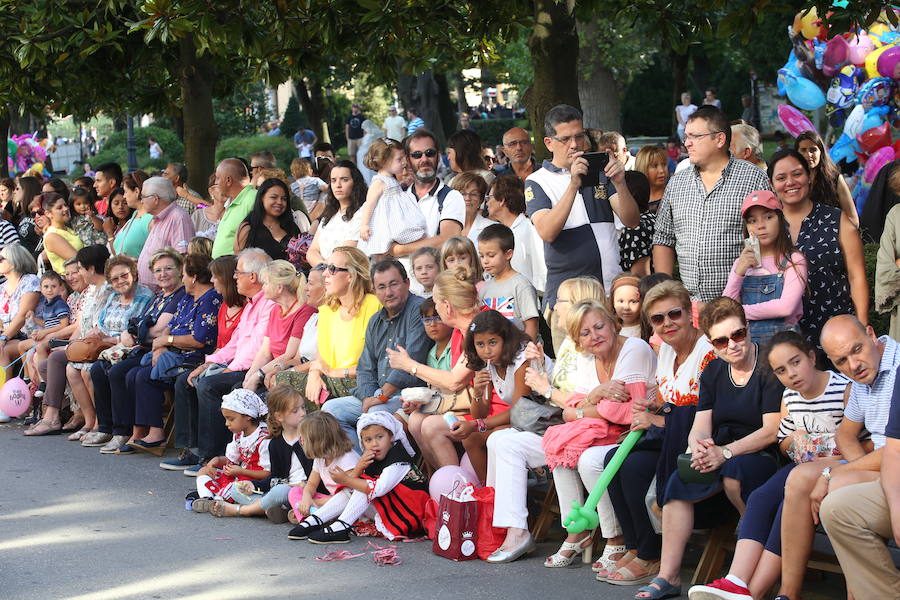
{"left": 387, "top": 129, "right": 466, "bottom": 258}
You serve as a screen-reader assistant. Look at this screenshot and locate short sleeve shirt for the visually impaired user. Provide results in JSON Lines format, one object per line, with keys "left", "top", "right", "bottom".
{"left": 212, "top": 185, "right": 256, "bottom": 258}
{"left": 845, "top": 336, "right": 900, "bottom": 448}
{"left": 652, "top": 157, "right": 772, "bottom": 302}
{"left": 697, "top": 352, "right": 784, "bottom": 445}
{"left": 168, "top": 287, "right": 223, "bottom": 359}
{"left": 267, "top": 303, "right": 316, "bottom": 358}
{"left": 0, "top": 274, "right": 39, "bottom": 328}
{"left": 525, "top": 160, "right": 620, "bottom": 308}
{"left": 34, "top": 295, "right": 70, "bottom": 328}
{"left": 479, "top": 273, "right": 540, "bottom": 328}
{"left": 346, "top": 113, "right": 366, "bottom": 140}
{"left": 405, "top": 180, "right": 466, "bottom": 237}
{"left": 317, "top": 208, "right": 363, "bottom": 261}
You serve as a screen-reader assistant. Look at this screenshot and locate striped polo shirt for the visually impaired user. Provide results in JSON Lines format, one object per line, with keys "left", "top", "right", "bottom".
{"left": 844, "top": 335, "right": 900, "bottom": 449}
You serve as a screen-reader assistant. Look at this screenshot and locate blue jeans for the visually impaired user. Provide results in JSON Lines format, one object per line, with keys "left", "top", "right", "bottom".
{"left": 323, "top": 394, "right": 403, "bottom": 449}
{"left": 259, "top": 483, "right": 292, "bottom": 511}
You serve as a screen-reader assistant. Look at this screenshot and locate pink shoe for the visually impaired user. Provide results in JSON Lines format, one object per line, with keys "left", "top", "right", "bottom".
{"left": 688, "top": 578, "right": 752, "bottom": 600}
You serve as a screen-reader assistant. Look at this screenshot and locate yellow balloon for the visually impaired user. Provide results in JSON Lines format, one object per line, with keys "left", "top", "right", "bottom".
{"left": 866, "top": 44, "right": 892, "bottom": 79}
{"left": 795, "top": 7, "right": 821, "bottom": 39}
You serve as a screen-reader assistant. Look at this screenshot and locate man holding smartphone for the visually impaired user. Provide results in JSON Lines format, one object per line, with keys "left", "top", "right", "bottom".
{"left": 525, "top": 104, "right": 639, "bottom": 351}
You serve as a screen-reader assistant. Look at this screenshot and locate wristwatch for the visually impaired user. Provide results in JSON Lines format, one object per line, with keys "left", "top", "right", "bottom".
{"left": 575, "top": 408, "right": 585, "bottom": 420}
{"left": 378, "top": 394, "right": 389, "bottom": 404}
{"left": 167, "top": 335, "right": 174, "bottom": 345}
{"left": 722, "top": 446, "right": 733, "bottom": 460}
{"left": 543, "top": 385, "right": 553, "bottom": 399}
{"left": 411, "top": 364, "right": 418, "bottom": 377}
{"left": 821, "top": 466, "right": 832, "bottom": 482}
{"left": 475, "top": 418, "right": 487, "bottom": 433}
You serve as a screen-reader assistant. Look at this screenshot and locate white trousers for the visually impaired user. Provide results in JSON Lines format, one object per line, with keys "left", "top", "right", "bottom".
{"left": 486, "top": 428, "right": 547, "bottom": 530}
{"left": 552, "top": 444, "right": 622, "bottom": 539}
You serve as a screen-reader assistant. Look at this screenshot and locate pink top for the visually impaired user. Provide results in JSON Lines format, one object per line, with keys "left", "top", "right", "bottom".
{"left": 206, "top": 289, "right": 275, "bottom": 371}
{"left": 723, "top": 252, "right": 807, "bottom": 326}
{"left": 137, "top": 202, "right": 196, "bottom": 288}
{"left": 267, "top": 302, "right": 316, "bottom": 357}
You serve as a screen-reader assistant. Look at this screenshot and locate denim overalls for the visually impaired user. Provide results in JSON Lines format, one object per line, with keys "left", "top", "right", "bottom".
{"left": 742, "top": 258, "right": 795, "bottom": 345}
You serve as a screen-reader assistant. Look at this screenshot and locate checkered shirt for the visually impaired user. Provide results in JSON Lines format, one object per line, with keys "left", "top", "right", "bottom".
{"left": 652, "top": 157, "right": 772, "bottom": 302}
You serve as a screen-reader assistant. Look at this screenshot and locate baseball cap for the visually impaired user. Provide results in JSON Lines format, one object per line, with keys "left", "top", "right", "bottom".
{"left": 740, "top": 190, "right": 782, "bottom": 216}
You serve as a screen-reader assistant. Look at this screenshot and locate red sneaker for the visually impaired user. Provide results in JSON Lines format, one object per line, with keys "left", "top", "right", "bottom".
{"left": 688, "top": 578, "right": 752, "bottom": 600}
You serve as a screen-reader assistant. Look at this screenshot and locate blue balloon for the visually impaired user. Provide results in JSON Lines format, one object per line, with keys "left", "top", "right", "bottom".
{"left": 786, "top": 75, "right": 827, "bottom": 110}
{"left": 830, "top": 133, "right": 859, "bottom": 164}
{"left": 778, "top": 53, "right": 803, "bottom": 96}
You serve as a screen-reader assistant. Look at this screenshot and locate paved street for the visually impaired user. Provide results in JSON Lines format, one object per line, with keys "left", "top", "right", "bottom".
{"left": 1, "top": 422, "right": 845, "bottom": 600}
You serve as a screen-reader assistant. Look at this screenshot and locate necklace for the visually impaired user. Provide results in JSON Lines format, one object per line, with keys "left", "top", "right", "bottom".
{"left": 281, "top": 299, "right": 298, "bottom": 318}
{"left": 730, "top": 343, "right": 757, "bottom": 386}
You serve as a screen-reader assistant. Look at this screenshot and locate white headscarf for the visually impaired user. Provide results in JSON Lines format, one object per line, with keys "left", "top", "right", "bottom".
{"left": 221, "top": 389, "right": 268, "bottom": 419}
{"left": 356, "top": 412, "right": 415, "bottom": 457}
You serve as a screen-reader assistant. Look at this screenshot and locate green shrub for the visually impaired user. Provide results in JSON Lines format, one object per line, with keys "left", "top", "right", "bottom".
{"left": 281, "top": 96, "right": 303, "bottom": 140}
{"left": 215, "top": 135, "right": 297, "bottom": 171}
{"left": 91, "top": 126, "right": 184, "bottom": 172}
{"left": 471, "top": 118, "right": 530, "bottom": 147}
{"left": 865, "top": 243, "right": 890, "bottom": 336}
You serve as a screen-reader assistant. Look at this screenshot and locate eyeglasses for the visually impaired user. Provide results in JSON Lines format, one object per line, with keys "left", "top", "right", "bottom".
{"left": 483, "top": 156, "right": 496, "bottom": 164}
{"left": 550, "top": 132, "right": 588, "bottom": 145}
{"left": 710, "top": 327, "right": 748, "bottom": 350}
{"left": 153, "top": 266, "right": 177, "bottom": 275}
{"left": 375, "top": 281, "right": 404, "bottom": 292}
{"left": 461, "top": 191, "right": 483, "bottom": 200}
{"left": 684, "top": 131, "right": 723, "bottom": 142}
{"left": 233, "top": 270, "right": 252, "bottom": 278}
{"left": 109, "top": 272, "right": 131, "bottom": 283}
{"left": 325, "top": 264, "right": 350, "bottom": 274}
{"left": 421, "top": 316, "right": 442, "bottom": 326}
{"left": 409, "top": 149, "right": 438, "bottom": 159}
{"left": 504, "top": 139, "right": 530, "bottom": 148}
{"left": 250, "top": 165, "right": 263, "bottom": 171}
{"left": 648, "top": 307, "right": 685, "bottom": 326}
{"left": 140, "top": 194, "right": 158, "bottom": 202}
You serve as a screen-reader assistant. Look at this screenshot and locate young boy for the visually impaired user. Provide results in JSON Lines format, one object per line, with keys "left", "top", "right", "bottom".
{"left": 410, "top": 247, "right": 440, "bottom": 298}
{"left": 477, "top": 223, "right": 540, "bottom": 341}
{"left": 22, "top": 271, "right": 71, "bottom": 399}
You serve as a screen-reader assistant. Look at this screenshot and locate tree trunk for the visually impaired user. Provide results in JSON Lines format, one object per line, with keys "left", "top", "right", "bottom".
{"left": 577, "top": 19, "right": 622, "bottom": 132}
{"left": 0, "top": 104, "right": 9, "bottom": 178}
{"left": 434, "top": 72, "right": 457, "bottom": 140}
{"left": 525, "top": 0, "right": 580, "bottom": 161}
{"left": 671, "top": 50, "right": 690, "bottom": 137}
{"left": 112, "top": 116, "right": 127, "bottom": 132}
{"left": 179, "top": 34, "right": 218, "bottom": 195}
{"left": 397, "top": 69, "right": 447, "bottom": 147}
{"left": 454, "top": 72, "right": 469, "bottom": 114}
{"left": 295, "top": 77, "right": 330, "bottom": 143}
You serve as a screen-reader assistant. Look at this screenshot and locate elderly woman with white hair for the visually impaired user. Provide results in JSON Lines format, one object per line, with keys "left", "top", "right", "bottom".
{"left": 136, "top": 176, "right": 196, "bottom": 289}
{"left": 0, "top": 243, "right": 41, "bottom": 390}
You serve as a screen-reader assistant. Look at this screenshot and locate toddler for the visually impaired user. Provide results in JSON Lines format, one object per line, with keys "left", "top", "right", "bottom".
{"left": 290, "top": 412, "right": 429, "bottom": 543}
{"left": 189, "top": 389, "right": 271, "bottom": 513}
{"left": 609, "top": 272, "right": 646, "bottom": 340}
{"left": 410, "top": 246, "right": 440, "bottom": 297}
{"left": 288, "top": 411, "right": 360, "bottom": 540}
{"left": 357, "top": 138, "right": 427, "bottom": 256}
{"left": 70, "top": 186, "right": 108, "bottom": 247}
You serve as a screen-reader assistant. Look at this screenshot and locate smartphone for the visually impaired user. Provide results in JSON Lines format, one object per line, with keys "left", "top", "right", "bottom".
{"left": 744, "top": 234, "right": 761, "bottom": 266}
{"left": 443, "top": 413, "right": 459, "bottom": 428}
{"left": 582, "top": 152, "right": 610, "bottom": 187}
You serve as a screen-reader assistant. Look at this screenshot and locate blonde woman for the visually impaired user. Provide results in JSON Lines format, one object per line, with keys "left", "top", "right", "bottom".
{"left": 243, "top": 260, "right": 316, "bottom": 391}
{"left": 621, "top": 146, "right": 668, "bottom": 276}
{"left": 276, "top": 246, "right": 379, "bottom": 403}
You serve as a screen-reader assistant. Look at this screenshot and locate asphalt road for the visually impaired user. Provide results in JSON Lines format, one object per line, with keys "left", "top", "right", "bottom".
{"left": 0, "top": 421, "right": 846, "bottom": 600}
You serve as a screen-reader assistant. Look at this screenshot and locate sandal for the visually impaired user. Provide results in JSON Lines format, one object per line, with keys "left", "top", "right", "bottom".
{"left": 593, "top": 543, "right": 628, "bottom": 572}
{"left": 596, "top": 550, "right": 635, "bottom": 581}
{"left": 544, "top": 532, "right": 595, "bottom": 568}
{"left": 211, "top": 500, "right": 240, "bottom": 517}
{"left": 634, "top": 576, "right": 681, "bottom": 599}
{"left": 606, "top": 557, "right": 660, "bottom": 586}
{"left": 23, "top": 419, "right": 62, "bottom": 436}
{"left": 61, "top": 416, "right": 85, "bottom": 433}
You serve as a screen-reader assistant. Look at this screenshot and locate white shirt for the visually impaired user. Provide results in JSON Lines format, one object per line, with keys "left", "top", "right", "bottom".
{"left": 404, "top": 181, "right": 466, "bottom": 237}
{"left": 509, "top": 213, "right": 547, "bottom": 294}
{"left": 317, "top": 208, "right": 363, "bottom": 261}
{"left": 466, "top": 213, "right": 497, "bottom": 247}
{"left": 382, "top": 115, "right": 408, "bottom": 141}
{"left": 299, "top": 313, "right": 319, "bottom": 362}
{"left": 314, "top": 450, "right": 361, "bottom": 494}
{"left": 676, "top": 104, "right": 697, "bottom": 125}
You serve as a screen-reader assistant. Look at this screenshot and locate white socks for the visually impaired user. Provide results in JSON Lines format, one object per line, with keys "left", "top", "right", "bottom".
{"left": 725, "top": 574, "right": 749, "bottom": 589}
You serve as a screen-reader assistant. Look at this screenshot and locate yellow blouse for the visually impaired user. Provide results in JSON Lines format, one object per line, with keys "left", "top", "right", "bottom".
{"left": 316, "top": 293, "right": 381, "bottom": 369}
{"left": 44, "top": 226, "right": 84, "bottom": 275}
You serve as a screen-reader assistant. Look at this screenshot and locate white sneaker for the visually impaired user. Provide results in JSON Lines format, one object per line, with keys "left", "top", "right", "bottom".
{"left": 99, "top": 435, "right": 130, "bottom": 454}
{"left": 0, "top": 408, "right": 11, "bottom": 423}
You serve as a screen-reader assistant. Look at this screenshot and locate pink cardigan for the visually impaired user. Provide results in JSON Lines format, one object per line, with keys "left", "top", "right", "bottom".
{"left": 541, "top": 393, "right": 632, "bottom": 470}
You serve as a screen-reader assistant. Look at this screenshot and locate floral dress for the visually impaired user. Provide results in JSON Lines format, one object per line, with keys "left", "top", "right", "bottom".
{"left": 167, "top": 288, "right": 222, "bottom": 362}
{"left": 794, "top": 202, "right": 853, "bottom": 347}
{"left": 71, "top": 284, "right": 152, "bottom": 370}
{"left": 0, "top": 274, "right": 40, "bottom": 338}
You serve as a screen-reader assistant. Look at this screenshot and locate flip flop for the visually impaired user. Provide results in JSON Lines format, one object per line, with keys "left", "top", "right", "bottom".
{"left": 634, "top": 577, "right": 681, "bottom": 600}
{"left": 23, "top": 420, "right": 62, "bottom": 436}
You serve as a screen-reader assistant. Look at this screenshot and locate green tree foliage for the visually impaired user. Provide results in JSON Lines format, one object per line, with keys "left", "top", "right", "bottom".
{"left": 90, "top": 126, "right": 184, "bottom": 172}
{"left": 214, "top": 83, "right": 271, "bottom": 139}
{"left": 215, "top": 135, "right": 296, "bottom": 172}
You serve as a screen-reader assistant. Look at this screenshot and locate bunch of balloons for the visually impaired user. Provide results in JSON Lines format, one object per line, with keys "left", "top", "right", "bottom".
{"left": 7, "top": 134, "right": 49, "bottom": 178}
{"left": 776, "top": 4, "right": 900, "bottom": 212}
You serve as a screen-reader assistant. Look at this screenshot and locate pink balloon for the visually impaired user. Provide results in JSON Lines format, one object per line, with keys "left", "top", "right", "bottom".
{"left": 459, "top": 453, "right": 479, "bottom": 483}
{"left": 777, "top": 104, "right": 819, "bottom": 138}
{"left": 864, "top": 146, "right": 895, "bottom": 184}
{"left": 428, "top": 465, "right": 477, "bottom": 502}
{"left": 0, "top": 377, "right": 30, "bottom": 418}
{"left": 878, "top": 46, "right": 900, "bottom": 78}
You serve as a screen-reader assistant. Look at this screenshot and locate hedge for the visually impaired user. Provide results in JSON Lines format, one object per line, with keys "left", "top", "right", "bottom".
{"left": 88, "top": 126, "right": 184, "bottom": 173}
{"left": 215, "top": 135, "right": 297, "bottom": 171}
{"left": 471, "top": 118, "right": 531, "bottom": 147}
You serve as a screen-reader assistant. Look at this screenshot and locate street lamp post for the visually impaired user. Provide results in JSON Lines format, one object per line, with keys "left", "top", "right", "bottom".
{"left": 126, "top": 115, "right": 137, "bottom": 173}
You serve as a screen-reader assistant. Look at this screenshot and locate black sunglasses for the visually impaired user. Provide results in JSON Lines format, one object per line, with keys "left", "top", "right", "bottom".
{"left": 325, "top": 264, "right": 350, "bottom": 274}
{"left": 409, "top": 149, "right": 438, "bottom": 159}
{"left": 648, "top": 307, "right": 684, "bottom": 326}
{"left": 710, "top": 327, "right": 748, "bottom": 350}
